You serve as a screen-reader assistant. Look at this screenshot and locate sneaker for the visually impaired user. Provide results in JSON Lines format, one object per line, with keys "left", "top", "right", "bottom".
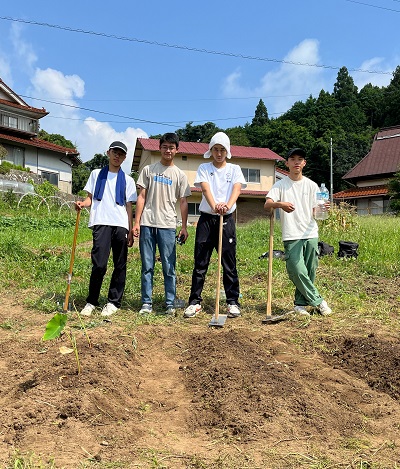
{"left": 159, "top": 306, "right": 176, "bottom": 316}
{"left": 227, "top": 304, "right": 241, "bottom": 318}
{"left": 139, "top": 303, "right": 152, "bottom": 315}
{"left": 80, "top": 303, "right": 95, "bottom": 317}
{"left": 318, "top": 300, "right": 332, "bottom": 316}
{"left": 293, "top": 305, "right": 310, "bottom": 317}
{"left": 183, "top": 304, "right": 202, "bottom": 318}
{"left": 101, "top": 302, "right": 118, "bottom": 317}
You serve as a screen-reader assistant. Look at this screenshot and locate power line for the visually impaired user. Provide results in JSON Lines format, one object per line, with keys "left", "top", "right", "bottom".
{"left": 342, "top": 0, "right": 400, "bottom": 12}
{"left": 0, "top": 15, "right": 392, "bottom": 76}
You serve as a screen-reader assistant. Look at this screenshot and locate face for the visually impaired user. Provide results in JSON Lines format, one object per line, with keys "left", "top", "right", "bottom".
{"left": 211, "top": 144, "right": 228, "bottom": 165}
{"left": 160, "top": 142, "right": 178, "bottom": 164}
{"left": 286, "top": 154, "right": 306, "bottom": 174}
{"left": 108, "top": 148, "right": 126, "bottom": 168}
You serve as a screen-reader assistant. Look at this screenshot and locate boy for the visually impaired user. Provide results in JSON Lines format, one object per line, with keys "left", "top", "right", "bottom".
{"left": 132, "top": 133, "right": 191, "bottom": 315}
{"left": 183, "top": 132, "right": 246, "bottom": 319}
{"left": 76, "top": 141, "right": 137, "bottom": 317}
{"left": 264, "top": 147, "right": 332, "bottom": 316}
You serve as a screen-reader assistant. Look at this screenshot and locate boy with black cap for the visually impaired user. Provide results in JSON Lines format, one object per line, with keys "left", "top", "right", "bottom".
{"left": 183, "top": 132, "right": 246, "bottom": 319}
{"left": 264, "top": 148, "right": 332, "bottom": 316}
{"left": 76, "top": 141, "right": 137, "bottom": 317}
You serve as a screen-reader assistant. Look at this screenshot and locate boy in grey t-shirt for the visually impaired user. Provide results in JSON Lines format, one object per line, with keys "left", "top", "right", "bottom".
{"left": 133, "top": 133, "right": 191, "bottom": 315}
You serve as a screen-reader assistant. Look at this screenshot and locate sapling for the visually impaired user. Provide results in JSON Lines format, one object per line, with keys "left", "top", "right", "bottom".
{"left": 42, "top": 303, "right": 92, "bottom": 375}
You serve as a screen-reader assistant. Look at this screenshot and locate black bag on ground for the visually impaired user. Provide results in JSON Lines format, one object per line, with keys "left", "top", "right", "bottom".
{"left": 318, "top": 241, "right": 334, "bottom": 258}
{"left": 338, "top": 241, "right": 359, "bottom": 259}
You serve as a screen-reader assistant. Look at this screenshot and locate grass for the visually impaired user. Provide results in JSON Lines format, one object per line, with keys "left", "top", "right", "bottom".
{"left": 0, "top": 204, "right": 400, "bottom": 318}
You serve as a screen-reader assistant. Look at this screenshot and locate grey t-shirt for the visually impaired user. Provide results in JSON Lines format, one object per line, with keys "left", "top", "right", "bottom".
{"left": 137, "top": 161, "right": 191, "bottom": 229}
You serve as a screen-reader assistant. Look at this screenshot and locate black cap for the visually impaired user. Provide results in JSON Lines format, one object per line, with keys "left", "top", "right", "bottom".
{"left": 109, "top": 141, "right": 127, "bottom": 154}
{"left": 286, "top": 148, "right": 306, "bottom": 159}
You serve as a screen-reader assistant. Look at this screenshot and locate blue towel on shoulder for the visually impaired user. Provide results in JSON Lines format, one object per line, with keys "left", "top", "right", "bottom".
{"left": 93, "top": 166, "right": 126, "bottom": 206}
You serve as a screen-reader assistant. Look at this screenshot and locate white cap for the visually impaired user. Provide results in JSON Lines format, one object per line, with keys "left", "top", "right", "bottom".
{"left": 203, "top": 132, "right": 232, "bottom": 159}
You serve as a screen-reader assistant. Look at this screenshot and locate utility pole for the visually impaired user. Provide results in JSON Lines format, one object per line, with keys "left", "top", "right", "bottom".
{"left": 330, "top": 138, "right": 333, "bottom": 205}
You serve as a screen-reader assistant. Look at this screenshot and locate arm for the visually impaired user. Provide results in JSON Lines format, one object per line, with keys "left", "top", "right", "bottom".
{"left": 264, "top": 197, "right": 295, "bottom": 216}
{"left": 178, "top": 197, "right": 189, "bottom": 241}
{"left": 75, "top": 193, "right": 92, "bottom": 211}
{"left": 200, "top": 182, "right": 217, "bottom": 213}
{"left": 132, "top": 187, "right": 146, "bottom": 238}
{"left": 126, "top": 201, "right": 134, "bottom": 247}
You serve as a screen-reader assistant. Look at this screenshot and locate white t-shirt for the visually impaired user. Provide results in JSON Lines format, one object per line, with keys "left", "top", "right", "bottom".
{"left": 195, "top": 162, "right": 247, "bottom": 214}
{"left": 84, "top": 169, "right": 137, "bottom": 230}
{"left": 266, "top": 175, "right": 318, "bottom": 241}
{"left": 137, "top": 161, "right": 192, "bottom": 229}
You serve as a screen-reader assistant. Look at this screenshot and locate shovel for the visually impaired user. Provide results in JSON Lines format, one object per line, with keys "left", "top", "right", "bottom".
{"left": 262, "top": 211, "right": 290, "bottom": 324}
{"left": 63, "top": 209, "right": 81, "bottom": 313}
{"left": 209, "top": 214, "right": 227, "bottom": 328}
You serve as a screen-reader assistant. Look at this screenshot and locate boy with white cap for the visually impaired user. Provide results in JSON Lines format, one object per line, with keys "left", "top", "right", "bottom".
{"left": 76, "top": 141, "right": 137, "bottom": 317}
{"left": 184, "top": 132, "right": 246, "bottom": 318}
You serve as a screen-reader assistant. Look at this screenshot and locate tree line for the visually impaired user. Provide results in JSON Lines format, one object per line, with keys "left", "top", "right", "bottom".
{"left": 39, "top": 65, "right": 400, "bottom": 195}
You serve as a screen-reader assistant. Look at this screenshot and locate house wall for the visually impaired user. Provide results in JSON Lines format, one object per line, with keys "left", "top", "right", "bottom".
{"left": 138, "top": 149, "right": 275, "bottom": 224}
{"left": 2, "top": 141, "right": 73, "bottom": 194}
{"left": 358, "top": 178, "right": 390, "bottom": 187}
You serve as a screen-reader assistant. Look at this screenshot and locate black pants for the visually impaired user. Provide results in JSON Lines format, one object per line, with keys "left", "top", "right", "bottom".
{"left": 87, "top": 225, "right": 128, "bottom": 308}
{"left": 188, "top": 212, "right": 240, "bottom": 306}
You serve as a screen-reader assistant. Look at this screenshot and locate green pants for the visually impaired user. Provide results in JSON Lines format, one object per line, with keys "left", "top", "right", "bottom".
{"left": 283, "top": 238, "right": 323, "bottom": 307}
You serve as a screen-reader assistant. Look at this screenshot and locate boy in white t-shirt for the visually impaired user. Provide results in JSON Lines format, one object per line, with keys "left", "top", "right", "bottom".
{"left": 264, "top": 148, "right": 332, "bottom": 317}
{"left": 184, "top": 132, "right": 246, "bottom": 319}
{"left": 75, "top": 141, "right": 137, "bottom": 317}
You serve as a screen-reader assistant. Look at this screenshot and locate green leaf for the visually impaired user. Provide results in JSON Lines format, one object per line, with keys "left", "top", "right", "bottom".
{"left": 42, "top": 313, "right": 68, "bottom": 341}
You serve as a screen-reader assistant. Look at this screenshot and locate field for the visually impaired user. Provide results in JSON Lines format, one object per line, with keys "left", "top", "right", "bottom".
{"left": 0, "top": 207, "right": 399, "bottom": 468}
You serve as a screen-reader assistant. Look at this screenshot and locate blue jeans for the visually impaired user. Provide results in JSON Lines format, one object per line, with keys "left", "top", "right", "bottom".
{"left": 139, "top": 226, "right": 176, "bottom": 307}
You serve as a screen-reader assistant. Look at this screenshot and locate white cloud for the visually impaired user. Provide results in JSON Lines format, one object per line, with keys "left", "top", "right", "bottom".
{"left": 80, "top": 118, "right": 147, "bottom": 172}
{"left": 353, "top": 57, "right": 393, "bottom": 89}
{"left": 27, "top": 67, "right": 147, "bottom": 168}
{"left": 222, "top": 39, "right": 326, "bottom": 117}
{"left": 10, "top": 23, "right": 37, "bottom": 72}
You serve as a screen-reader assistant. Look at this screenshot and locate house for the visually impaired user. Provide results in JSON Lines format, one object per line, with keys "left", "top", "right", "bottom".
{"left": 0, "top": 78, "right": 81, "bottom": 194}
{"left": 333, "top": 126, "right": 400, "bottom": 215}
{"left": 133, "top": 138, "right": 285, "bottom": 223}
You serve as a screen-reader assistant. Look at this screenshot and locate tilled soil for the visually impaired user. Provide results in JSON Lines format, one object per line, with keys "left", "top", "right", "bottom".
{"left": 0, "top": 294, "right": 400, "bottom": 468}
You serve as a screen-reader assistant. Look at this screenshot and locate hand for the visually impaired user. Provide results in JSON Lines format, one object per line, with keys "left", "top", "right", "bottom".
{"left": 214, "top": 202, "right": 229, "bottom": 215}
{"left": 75, "top": 201, "right": 84, "bottom": 211}
{"left": 132, "top": 224, "right": 140, "bottom": 238}
{"left": 281, "top": 202, "right": 295, "bottom": 213}
{"left": 127, "top": 231, "right": 134, "bottom": 247}
{"left": 178, "top": 228, "right": 188, "bottom": 243}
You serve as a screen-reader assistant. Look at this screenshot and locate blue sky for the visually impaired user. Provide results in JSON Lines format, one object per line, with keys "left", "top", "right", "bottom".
{"left": 0, "top": 0, "right": 399, "bottom": 172}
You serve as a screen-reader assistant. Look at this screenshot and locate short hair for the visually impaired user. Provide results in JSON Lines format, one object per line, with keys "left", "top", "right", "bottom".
{"left": 160, "top": 133, "right": 179, "bottom": 149}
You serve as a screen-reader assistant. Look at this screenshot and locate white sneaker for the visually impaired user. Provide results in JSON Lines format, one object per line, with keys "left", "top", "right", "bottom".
{"left": 318, "top": 300, "right": 332, "bottom": 316}
{"left": 183, "top": 304, "right": 202, "bottom": 318}
{"left": 294, "top": 305, "right": 310, "bottom": 317}
{"left": 227, "top": 304, "right": 241, "bottom": 318}
{"left": 80, "top": 303, "right": 95, "bottom": 317}
{"left": 101, "top": 302, "right": 118, "bottom": 317}
{"left": 139, "top": 304, "right": 152, "bottom": 315}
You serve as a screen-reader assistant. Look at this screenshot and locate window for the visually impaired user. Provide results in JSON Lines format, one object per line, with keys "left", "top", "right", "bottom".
{"left": 242, "top": 168, "right": 260, "bottom": 183}
{"left": 2, "top": 145, "right": 25, "bottom": 167}
{"left": 181, "top": 155, "right": 187, "bottom": 161}
{"left": 41, "top": 171, "right": 59, "bottom": 186}
{"left": 188, "top": 203, "right": 201, "bottom": 216}
{"left": 2, "top": 115, "right": 18, "bottom": 129}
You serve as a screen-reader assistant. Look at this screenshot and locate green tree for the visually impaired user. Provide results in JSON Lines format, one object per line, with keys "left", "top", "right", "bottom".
{"left": 176, "top": 122, "right": 222, "bottom": 143}
{"left": 72, "top": 164, "right": 90, "bottom": 195}
{"left": 225, "top": 126, "right": 251, "bottom": 146}
{"left": 383, "top": 66, "right": 400, "bottom": 127}
{"left": 251, "top": 99, "right": 269, "bottom": 127}
{"left": 38, "top": 130, "right": 76, "bottom": 149}
{"left": 358, "top": 83, "right": 385, "bottom": 129}
{"left": 388, "top": 170, "right": 400, "bottom": 214}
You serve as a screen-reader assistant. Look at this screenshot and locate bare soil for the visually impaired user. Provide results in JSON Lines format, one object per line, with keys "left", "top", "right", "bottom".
{"left": 1, "top": 290, "right": 400, "bottom": 468}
